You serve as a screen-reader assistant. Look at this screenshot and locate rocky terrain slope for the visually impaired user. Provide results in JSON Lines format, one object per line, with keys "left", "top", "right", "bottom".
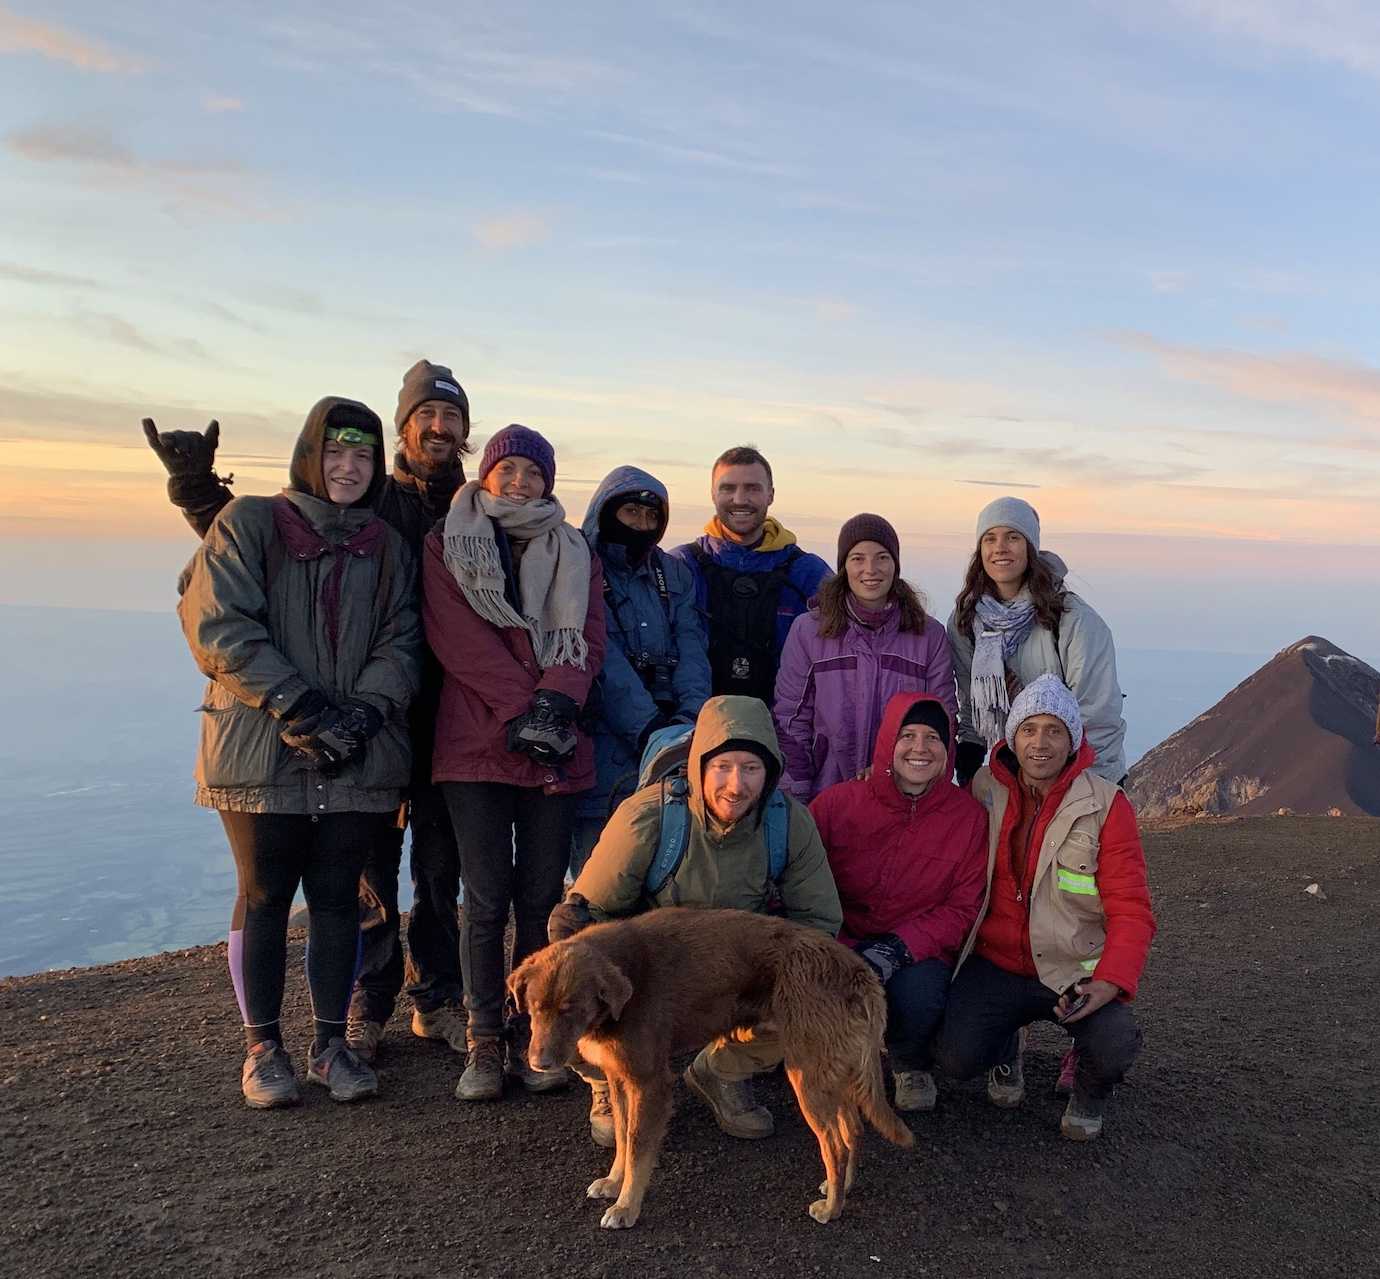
{"left": 2, "top": 816, "right": 1376, "bottom": 1279}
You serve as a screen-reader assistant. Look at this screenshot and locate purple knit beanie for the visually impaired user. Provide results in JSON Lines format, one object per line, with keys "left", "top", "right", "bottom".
{"left": 837, "top": 513, "right": 901, "bottom": 570}
{"left": 478, "top": 424, "right": 556, "bottom": 496}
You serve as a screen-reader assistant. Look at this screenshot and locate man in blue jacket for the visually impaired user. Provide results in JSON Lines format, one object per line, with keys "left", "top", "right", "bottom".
{"left": 669, "top": 446, "right": 830, "bottom": 704}
{"left": 575, "top": 467, "right": 711, "bottom": 871}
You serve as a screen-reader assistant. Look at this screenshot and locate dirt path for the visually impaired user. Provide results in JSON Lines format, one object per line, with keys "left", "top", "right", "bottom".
{"left": 2, "top": 816, "right": 1377, "bottom": 1278}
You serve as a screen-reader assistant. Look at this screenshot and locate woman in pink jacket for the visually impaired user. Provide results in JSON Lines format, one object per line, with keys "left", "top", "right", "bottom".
{"left": 774, "top": 514, "right": 956, "bottom": 802}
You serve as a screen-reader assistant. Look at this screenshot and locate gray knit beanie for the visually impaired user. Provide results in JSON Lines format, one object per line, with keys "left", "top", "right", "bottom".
{"left": 395, "top": 359, "right": 470, "bottom": 433}
{"left": 1005, "top": 673, "right": 1083, "bottom": 752}
{"left": 976, "top": 496, "right": 1040, "bottom": 551}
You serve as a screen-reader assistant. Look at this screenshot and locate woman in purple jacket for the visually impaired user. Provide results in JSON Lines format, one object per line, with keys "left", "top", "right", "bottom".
{"left": 774, "top": 514, "right": 956, "bottom": 802}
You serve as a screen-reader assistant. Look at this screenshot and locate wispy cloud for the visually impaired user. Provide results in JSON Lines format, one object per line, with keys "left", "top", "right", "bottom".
{"left": 0, "top": 6, "right": 145, "bottom": 73}
{"left": 0, "top": 261, "right": 104, "bottom": 289}
{"left": 962, "top": 479, "right": 1042, "bottom": 489}
{"left": 202, "top": 94, "right": 243, "bottom": 113}
{"left": 1166, "top": 0, "right": 1380, "bottom": 77}
{"left": 1118, "top": 331, "right": 1380, "bottom": 427}
{"left": 72, "top": 312, "right": 216, "bottom": 364}
{"left": 472, "top": 211, "right": 550, "bottom": 250}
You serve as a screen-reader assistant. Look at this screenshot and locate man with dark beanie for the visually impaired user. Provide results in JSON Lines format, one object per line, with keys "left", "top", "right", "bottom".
{"left": 549, "top": 695, "right": 841, "bottom": 1145}
{"left": 142, "top": 358, "right": 475, "bottom": 1062}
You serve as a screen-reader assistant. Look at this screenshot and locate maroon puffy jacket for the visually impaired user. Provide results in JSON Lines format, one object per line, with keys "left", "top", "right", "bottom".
{"left": 809, "top": 692, "right": 988, "bottom": 965}
{"left": 424, "top": 527, "right": 606, "bottom": 795}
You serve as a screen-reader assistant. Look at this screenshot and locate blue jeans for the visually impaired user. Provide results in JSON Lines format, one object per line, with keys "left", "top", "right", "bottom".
{"left": 934, "top": 955, "right": 1142, "bottom": 1101}
{"left": 882, "top": 957, "right": 952, "bottom": 1070}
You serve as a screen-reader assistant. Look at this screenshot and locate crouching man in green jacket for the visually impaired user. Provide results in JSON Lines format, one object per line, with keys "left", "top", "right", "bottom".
{"left": 548, "top": 694, "right": 842, "bottom": 1145}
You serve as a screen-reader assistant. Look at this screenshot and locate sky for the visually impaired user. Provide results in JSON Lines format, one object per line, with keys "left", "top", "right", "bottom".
{"left": 1, "top": 1, "right": 1378, "bottom": 660}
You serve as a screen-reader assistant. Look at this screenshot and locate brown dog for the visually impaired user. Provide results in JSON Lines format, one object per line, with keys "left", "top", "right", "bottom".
{"left": 507, "top": 907, "right": 913, "bottom": 1229}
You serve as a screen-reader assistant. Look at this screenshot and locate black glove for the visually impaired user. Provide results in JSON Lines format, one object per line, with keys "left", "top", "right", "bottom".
{"left": 270, "top": 686, "right": 329, "bottom": 724}
{"left": 548, "top": 891, "right": 595, "bottom": 943}
{"left": 506, "top": 689, "right": 580, "bottom": 765}
{"left": 954, "top": 740, "right": 987, "bottom": 788}
{"left": 857, "top": 934, "right": 912, "bottom": 986}
{"left": 142, "top": 417, "right": 222, "bottom": 479}
{"left": 282, "top": 700, "right": 383, "bottom": 771}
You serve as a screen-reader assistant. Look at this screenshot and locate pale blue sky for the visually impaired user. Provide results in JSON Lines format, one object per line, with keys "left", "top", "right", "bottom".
{"left": 1, "top": 1, "right": 1377, "bottom": 659}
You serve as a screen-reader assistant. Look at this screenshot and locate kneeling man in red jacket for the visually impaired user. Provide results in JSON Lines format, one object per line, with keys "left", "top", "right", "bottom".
{"left": 935, "top": 674, "right": 1156, "bottom": 1140}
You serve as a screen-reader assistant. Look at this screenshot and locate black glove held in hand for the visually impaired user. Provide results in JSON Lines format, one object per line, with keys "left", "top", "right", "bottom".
{"left": 142, "top": 418, "right": 222, "bottom": 479}
{"left": 506, "top": 689, "right": 581, "bottom": 765}
{"left": 282, "top": 700, "right": 383, "bottom": 771}
{"left": 954, "top": 740, "right": 987, "bottom": 788}
{"left": 857, "top": 934, "right": 912, "bottom": 986}
{"left": 547, "top": 891, "right": 596, "bottom": 943}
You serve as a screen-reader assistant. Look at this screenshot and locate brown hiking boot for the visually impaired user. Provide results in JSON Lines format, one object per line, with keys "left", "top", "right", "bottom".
{"left": 893, "top": 1069, "right": 937, "bottom": 1113}
{"left": 412, "top": 1004, "right": 467, "bottom": 1053}
{"left": 241, "top": 1041, "right": 301, "bottom": 1110}
{"left": 588, "top": 1080, "right": 615, "bottom": 1148}
{"left": 505, "top": 1017, "right": 571, "bottom": 1093}
{"left": 345, "top": 1017, "right": 384, "bottom": 1064}
{"left": 683, "top": 1047, "right": 774, "bottom": 1139}
{"left": 455, "top": 1033, "right": 504, "bottom": 1101}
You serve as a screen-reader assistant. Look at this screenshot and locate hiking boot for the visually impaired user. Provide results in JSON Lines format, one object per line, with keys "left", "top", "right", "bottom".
{"left": 505, "top": 1018, "right": 571, "bottom": 1093}
{"left": 241, "top": 1041, "right": 300, "bottom": 1110}
{"left": 893, "top": 1069, "right": 937, "bottom": 1113}
{"left": 345, "top": 1016, "right": 384, "bottom": 1065}
{"left": 986, "top": 1027, "right": 1027, "bottom": 1108}
{"left": 1060, "top": 1094, "right": 1105, "bottom": 1141}
{"left": 412, "top": 1004, "right": 468, "bottom": 1053}
{"left": 455, "top": 1034, "right": 504, "bottom": 1101}
{"left": 588, "top": 1080, "right": 615, "bottom": 1148}
{"left": 1054, "top": 1045, "right": 1079, "bottom": 1096}
{"left": 683, "top": 1048, "right": 774, "bottom": 1139}
{"left": 306, "top": 1039, "right": 379, "bottom": 1103}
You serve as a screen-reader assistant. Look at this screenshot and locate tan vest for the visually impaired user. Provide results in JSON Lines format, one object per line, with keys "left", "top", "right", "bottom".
{"left": 958, "top": 765, "right": 1119, "bottom": 995}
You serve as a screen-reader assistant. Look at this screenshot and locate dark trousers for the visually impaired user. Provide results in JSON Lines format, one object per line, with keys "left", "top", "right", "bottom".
{"left": 441, "top": 782, "right": 574, "bottom": 1039}
{"left": 883, "top": 958, "right": 952, "bottom": 1070}
{"left": 221, "top": 810, "right": 385, "bottom": 1043}
{"left": 349, "top": 780, "right": 462, "bottom": 1021}
{"left": 934, "top": 954, "right": 1142, "bottom": 1101}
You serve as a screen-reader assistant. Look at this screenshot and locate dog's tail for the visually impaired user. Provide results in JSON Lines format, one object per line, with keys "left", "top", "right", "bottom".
{"left": 774, "top": 932, "right": 914, "bottom": 1150}
{"left": 848, "top": 967, "right": 915, "bottom": 1149}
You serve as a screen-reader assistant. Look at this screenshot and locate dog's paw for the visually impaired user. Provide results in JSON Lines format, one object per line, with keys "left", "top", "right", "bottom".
{"left": 587, "top": 1176, "right": 622, "bottom": 1200}
{"left": 808, "top": 1198, "right": 840, "bottom": 1224}
{"left": 600, "top": 1204, "right": 640, "bottom": 1230}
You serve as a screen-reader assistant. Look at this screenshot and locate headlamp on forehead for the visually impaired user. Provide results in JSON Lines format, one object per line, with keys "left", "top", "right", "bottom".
{"left": 623, "top": 490, "right": 662, "bottom": 509}
{"left": 325, "top": 426, "right": 379, "bottom": 447}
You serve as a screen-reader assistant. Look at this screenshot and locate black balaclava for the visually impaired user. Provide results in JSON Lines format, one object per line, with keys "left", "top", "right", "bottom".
{"left": 598, "top": 488, "right": 667, "bottom": 564}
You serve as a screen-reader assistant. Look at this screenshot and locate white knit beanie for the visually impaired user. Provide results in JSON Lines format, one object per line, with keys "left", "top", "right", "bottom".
{"left": 1005, "top": 673, "right": 1083, "bottom": 752}
{"left": 976, "top": 496, "right": 1040, "bottom": 551}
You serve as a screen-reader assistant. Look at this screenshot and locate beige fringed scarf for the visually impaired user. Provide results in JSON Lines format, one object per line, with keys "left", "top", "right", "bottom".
{"left": 443, "top": 481, "right": 592, "bottom": 670}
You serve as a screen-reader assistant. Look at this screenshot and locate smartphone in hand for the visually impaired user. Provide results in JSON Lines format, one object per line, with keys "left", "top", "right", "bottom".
{"left": 1057, "top": 982, "right": 1090, "bottom": 1022}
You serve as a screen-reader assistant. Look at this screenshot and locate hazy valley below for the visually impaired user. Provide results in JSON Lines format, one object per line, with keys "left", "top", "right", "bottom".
{"left": 0, "top": 603, "right": 1266, "bottom": 978}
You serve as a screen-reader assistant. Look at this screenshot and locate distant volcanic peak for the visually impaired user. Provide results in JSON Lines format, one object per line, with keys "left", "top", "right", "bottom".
{"left": 1127, "top": 635, "right": 1380, "bottom": 819}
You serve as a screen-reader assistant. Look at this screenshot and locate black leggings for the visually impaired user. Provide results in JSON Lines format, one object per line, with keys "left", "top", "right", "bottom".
{"left": 221, "top": 811, "right": 386, "bottom": 1049}
{"left": 441, "top": 782, "right": 574, "bottom": 1039}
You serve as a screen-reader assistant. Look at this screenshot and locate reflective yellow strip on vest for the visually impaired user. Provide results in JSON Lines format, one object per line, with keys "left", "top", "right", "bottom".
{"left": 1056, "top": 869, "right": 1099, "bottom": 896}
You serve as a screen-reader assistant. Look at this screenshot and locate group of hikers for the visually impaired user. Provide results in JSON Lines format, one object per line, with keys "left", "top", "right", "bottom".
{"left": 146, "top": 355, "right": 1155, "bottom": 1147}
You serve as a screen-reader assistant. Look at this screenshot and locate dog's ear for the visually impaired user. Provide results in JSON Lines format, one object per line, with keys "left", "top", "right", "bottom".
{"left": 508, "top": 965, "right": 530, "bottom": 1015}
{"left": 596, "top": 958, "right": 634, "bottom": 1022}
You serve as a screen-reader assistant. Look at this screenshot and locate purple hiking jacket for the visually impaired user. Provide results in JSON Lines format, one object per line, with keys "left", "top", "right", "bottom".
{"left": 773, "top": 600, "right": 957, "bottom": 802}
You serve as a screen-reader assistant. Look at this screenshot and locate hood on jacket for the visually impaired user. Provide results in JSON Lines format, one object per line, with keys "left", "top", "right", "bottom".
{"left": 687, "top": 694, "right": 784, "bottom": 823}
{"left": 990, "top": 734, "right": 1096, "bottom": 799}
{"left": 288, "top": 397, "right": 387, "bottom": 508}
{"left": 868, "top": 691, "right": 957, "bottom": 808}
{"left": 581, "top": 465, "right": 669, "bottom": 546}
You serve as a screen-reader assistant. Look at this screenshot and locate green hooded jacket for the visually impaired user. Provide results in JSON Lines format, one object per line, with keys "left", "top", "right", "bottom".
{"left": 177, "top": 396, "right": 422, "bottom": 814}
{"left": 571, "top": 695, "right": 842, "bottom": 933}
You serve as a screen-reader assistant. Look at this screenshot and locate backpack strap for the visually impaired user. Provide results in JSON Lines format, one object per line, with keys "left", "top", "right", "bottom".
{"left": 644, "top": 776, "right": 692, "bottom": 898}
{"left": 764, "top": 789, "right": 790, "bottom": 883}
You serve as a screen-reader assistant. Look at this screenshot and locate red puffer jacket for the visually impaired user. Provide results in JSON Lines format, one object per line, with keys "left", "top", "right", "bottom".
{"left": 809, "top": 692, "right": 988, "bottom": 965}
{"left": 424, "top": 526, "right": 606, "bottom": 794}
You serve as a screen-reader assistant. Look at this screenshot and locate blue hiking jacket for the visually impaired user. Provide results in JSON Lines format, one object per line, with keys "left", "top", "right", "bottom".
{"left": 579, "top": 467, "right": 711, "bottom": 819}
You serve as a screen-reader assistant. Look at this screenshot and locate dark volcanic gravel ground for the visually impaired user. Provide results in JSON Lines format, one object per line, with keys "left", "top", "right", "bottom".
{"left": 2, "top": 816, "right": 1377, "bottom": 1278}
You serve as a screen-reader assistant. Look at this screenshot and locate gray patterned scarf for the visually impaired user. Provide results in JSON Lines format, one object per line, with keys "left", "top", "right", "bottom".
{"left": 443, "top": 481, "right": 591, "bottom": 670}
{"left": 971, "top": 593, "right": 1038, "bottom": 746}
